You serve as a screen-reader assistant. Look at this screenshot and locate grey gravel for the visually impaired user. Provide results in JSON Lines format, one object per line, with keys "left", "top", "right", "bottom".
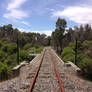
{"left": 0, "top": 48, "right": 92, "bottom": 92}
{"left": 51, "top": 49, "right": 92, "bottom": 92}
{"left": 32, "top": 49, "right": 60, "bottom": 92}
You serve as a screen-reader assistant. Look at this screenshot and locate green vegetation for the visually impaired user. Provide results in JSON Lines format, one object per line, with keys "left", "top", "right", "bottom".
{"left": 61, "top": 41, "right": 92, "bottom": 79}
{"left": 61, "top": 47, "right": 75, "bottom": 63}
{"left": 0, "top": 62, "right": 10, "bottom": 80}
{"left": 51, "top": 18, "right": 67, "bottom": 54}
{"left": 29, "top": 46, "right": 43, "bottom": 54}
{"left": 1, "top": 18, "right": 92, "bottom": 81}
{"left": 0, "top": 24, "right": 45, "bottom": 81}
{"left": 51, "top": 18, "right": 92, "bottom": 80}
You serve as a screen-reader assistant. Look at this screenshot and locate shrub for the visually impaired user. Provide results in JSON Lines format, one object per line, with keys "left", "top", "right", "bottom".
{"left": 0, "top": 50, "right": 6, "bottom": 62}
{"left": 23, "top": 43, "right": 33, "bottom": 50}
{"left": 35, "top": 46, "right": 43, "bottom": 53}
{"left": 69, "top": 41, "right": 82, "bottom": 50}
{"left": 62, "top": 47, "right": 74, "bottom": 57}
{"left": 0, "top": 62, "right": 11, "bottom": 80}
{"left": 77, "top": 53, "right": 88, "bottom": 65}
{"left": 34, "top": 44, "right": 40, "bottom": 48}
{"left": 62, "top": 54, "right": 75, "bottom": 63}
{"left": 19, "top": 50, "right": 30, "bottom": 62}
{"left": 82, "top": 40, "right": 92, "bottom": 48}
{"left": 1, "top": 44, "right": 8, "bottom": 52}
{"left": 29, "top": 46, "right": 43, "bottom": 54}
{"left": 1, "top": 43, "right": 17, "bottom": 54}
{"left": 79, "top": 58, "right": 92, "bottom": 79}
{"left": 0, "top": 41, "right": 3, "bottom": 48}
{"left": 29, "top": 47, "right": 36, "bottom": 54}
{"left": 4, "top": 54, "right": 17, "bottom": 68}
{"left": 7, "top": 43, "right": 17, "bottom": 54}
{"left": 61, "top": 47, "right": 75, "bottom": 62}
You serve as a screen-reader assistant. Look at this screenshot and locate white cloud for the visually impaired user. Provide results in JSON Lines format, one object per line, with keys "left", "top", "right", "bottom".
{"left": 18, "top": 28, "right": 28, "bottom": 32}
{"left": 21, "top": 21, "right": 30, "bottom": 26}
{"left": 3, "top": 0, "right": 28, "bottom": 20}
{"left": 3, "top": 9, "right": 28, "bottom": 20}
{"left": 52, "top": 6, "right": 92, "bottom": 24}
{"left": 38, "top": 30, "right": 52, "bottom": 36}
{"left": 18, "top": 28, "right": 52, "bottom": 36}
{"left": 45, "top": 8, "right": 55, "bottom": 12}
{"left": 7, "top": 0, "right": 27, "bottom": 10}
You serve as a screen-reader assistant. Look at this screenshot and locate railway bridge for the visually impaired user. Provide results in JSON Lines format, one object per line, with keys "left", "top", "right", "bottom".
{"left": 0, "top": 47, "right": 92, "bottom": 92}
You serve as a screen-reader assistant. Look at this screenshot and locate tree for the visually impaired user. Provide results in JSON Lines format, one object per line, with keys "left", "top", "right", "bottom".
{"left": 45, "top": 36, "right": 51, "bottom": 46}
{"left": 51, "top": 18, "right": 67, "bottom": 53}
{"left": 56, "top": 18, "right": 67, "bottom": 30}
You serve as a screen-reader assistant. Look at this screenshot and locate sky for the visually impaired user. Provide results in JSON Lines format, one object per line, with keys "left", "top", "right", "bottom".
{"left": 0, "top": 0, "right": 92, "bottom": 36}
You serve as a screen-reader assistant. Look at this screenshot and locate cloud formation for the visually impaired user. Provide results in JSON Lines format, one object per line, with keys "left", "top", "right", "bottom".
{"left": 7, "top": 0, "right": 26, "bottom": 10}
{"left": 3, "top": 9, "right": 28, "bottom": 20}
{"left": 52, "top": 5, "right": 92, "bottom": 24}
{"left": 3, "top": 0, "right": 28, "bottom": 20}
{"left": 18, "top": 28, "right": 52, "bottom": 36}
{"left": 21, "top": 21, "right": 30, "bottom": 26}
{"left": 39, "top": 30, "right": 52, "bottom": 36}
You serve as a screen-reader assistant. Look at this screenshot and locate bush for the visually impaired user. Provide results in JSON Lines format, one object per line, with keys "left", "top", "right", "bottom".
{"left": 77, "top": 53, "right": 88, "bottom": 65}
{"left": 62, "top": 54, "right": 75, "bottom": 63}
{"left": 62, "top": 47, "right": 74, "bottom": 57}
{"left": 82, "top": 40, "right": 92, "bottom": 48}
{"left": 1, "top": 43, "right": 17, "bottom": 54}
{"left": 0, "top": 62, "right": 11, "bottom": 80}
{"left": 23, "top": 43, "right": 33, "bottom": 50}
{"left": 35, "top": 46, "right": 43, "bottom": 53}
{"left": 62, "top": 41, "right": 92, "bottom": 80}
{"left": 0, "top": 41, "right": 3, "bottom": 48}
{"left": 29, "top": 46, "right": 43, "bottom": 54}
{"left": 29, "top": 47, "right": 36, "bottom": 54}
{"left": 19, "top": 50, "right": 30, "bottom": 62}
{"left": 69, "top": 41, "right": 82, "bottom": 50}
{"left": 1, "top": 44, "right": 8, "bottom": 52}
{"left": 0, "top": 50, "right": 6, "bottom": 62}
{"left": 7, "top": 43, "right": 17, "bottom": 54}
{"left": 79, "top": 58, "right": 92, "bottom": 79}
{"left": 4, "top": 54, "right": 17, "bottom": 68}
{"left": 61, "top": 47, "right": 75, "bottom": 62}
{"left": 34, "top": 44, "right": 41, "bottom": 48}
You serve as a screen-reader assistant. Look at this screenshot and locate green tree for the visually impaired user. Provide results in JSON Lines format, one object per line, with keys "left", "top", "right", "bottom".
{"left": 45, "top": 36, "right": 51, "bottom": 46}
{"left": 0, "top": 50, "right": 6, "bottom": 62}
{"left": 56, "top": 18, "right": 67, "bottom": 30}
{"left": 0, "top": 62, "right": 10, "bottom": 80}
{"left": 51, "top": 18, "right": 67, "bottom": 53}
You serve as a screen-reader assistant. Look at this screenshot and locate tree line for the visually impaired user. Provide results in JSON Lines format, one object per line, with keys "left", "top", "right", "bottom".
{"left": 0, "top": 24, "right": 49, "bottom": 81}
{"left": 51, "top": 18, "right": 92, "bottom": 80}
{"left": 0, "top": 18, "right": 92, "bottom": 81}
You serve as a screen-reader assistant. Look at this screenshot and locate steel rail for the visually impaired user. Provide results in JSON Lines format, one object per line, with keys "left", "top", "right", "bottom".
{"left": 49, "top": 50, "right": 65, "bottom": 92}
{"left": 28, "top": 49, "right": 46, "bottom": 92}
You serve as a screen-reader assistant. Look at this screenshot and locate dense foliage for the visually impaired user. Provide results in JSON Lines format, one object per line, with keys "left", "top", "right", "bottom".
{"left": 0, "top": 18, "right": 92, "bottom": 81}
{"left": 61, "top": 41, "right": 92, "bottom": 79}
{"left": 0, "top": 24, "right": 45, "bottom": 80}
{"left": 51, "top": 18, "right": 67, "bottom": 53}
{"left": 51, "top": 18, "right": 92, "bottom": 80}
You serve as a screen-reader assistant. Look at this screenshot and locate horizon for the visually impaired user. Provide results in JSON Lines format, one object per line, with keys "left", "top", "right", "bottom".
{"left": 0, "top": 0, "right": 92, "bottom": 36}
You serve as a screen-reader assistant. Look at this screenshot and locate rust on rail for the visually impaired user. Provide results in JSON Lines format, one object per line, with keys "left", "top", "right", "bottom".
{"left": 50, "top": 50, "right": 65, "bottom": 92}
{"left": 28, "top": 49, "right": 46, "bottom": 92}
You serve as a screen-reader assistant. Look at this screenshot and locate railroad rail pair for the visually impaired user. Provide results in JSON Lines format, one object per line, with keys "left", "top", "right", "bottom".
{"left": 28, "top": 49, "right": 64, "bottom": 92}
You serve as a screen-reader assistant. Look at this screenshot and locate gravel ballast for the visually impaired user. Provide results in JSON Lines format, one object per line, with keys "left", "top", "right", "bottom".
{"left": 0, "top": 48, "right": 92, "bottom": 92}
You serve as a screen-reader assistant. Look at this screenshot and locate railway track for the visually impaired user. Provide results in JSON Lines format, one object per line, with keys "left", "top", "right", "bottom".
{"left": 0, "top": 47, "right": 92, "bottom": 92}
{"left": 28, "top": 48, "right": 64, "bottom": 92}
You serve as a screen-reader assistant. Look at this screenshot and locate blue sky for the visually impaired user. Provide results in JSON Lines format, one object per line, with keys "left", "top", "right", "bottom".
{"left": 0, "top": 0, "right": 92, "bottom": 35}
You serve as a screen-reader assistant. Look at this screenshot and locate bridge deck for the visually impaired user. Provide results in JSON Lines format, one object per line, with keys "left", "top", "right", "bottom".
{"left": 0, "top": 47, "right": 92, "bottom": 92}
{"left": 28, "top": 48, "right": 64, "bottom": 92}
